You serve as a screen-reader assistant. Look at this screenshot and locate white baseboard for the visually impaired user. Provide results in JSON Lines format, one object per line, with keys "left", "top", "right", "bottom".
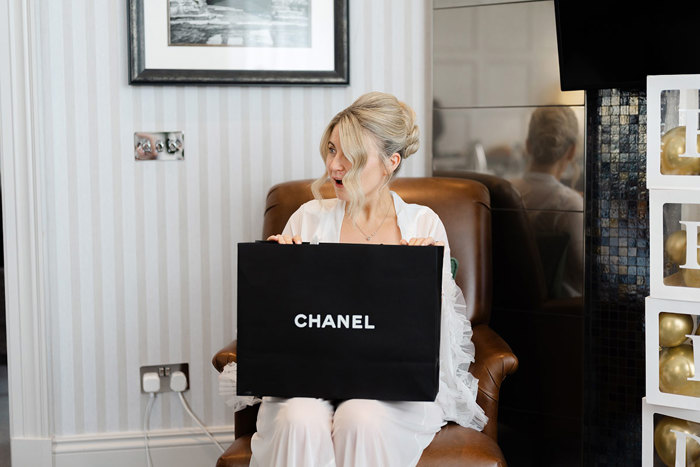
{"left": 52, "top": 425, "right": 234, "bottom": 467}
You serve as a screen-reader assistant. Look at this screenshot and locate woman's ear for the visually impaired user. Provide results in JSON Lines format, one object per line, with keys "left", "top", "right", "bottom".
{"left": 388, "top": 152, "right": 401, "bottom": 174}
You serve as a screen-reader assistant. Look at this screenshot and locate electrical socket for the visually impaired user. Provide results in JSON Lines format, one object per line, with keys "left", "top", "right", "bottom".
{"left": 140, "top": 362, "right": 189, "bottom": 394}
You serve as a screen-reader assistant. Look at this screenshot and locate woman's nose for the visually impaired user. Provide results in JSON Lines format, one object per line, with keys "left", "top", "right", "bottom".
{"left": 328, "top": 154, "right": 345, "bottom": 172}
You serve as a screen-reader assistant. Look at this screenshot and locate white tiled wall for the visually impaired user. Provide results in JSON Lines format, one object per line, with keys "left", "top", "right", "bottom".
{"left": 434, "top": 1, "right": 583, "bottom": 109}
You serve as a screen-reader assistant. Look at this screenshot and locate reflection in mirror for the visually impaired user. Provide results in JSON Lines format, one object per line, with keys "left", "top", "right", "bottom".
{"left": 432, "top": 1, "right": 585, "bottom": 463}
{"left": 433, "top": 2, "right": 583, "bottom": 109}
{"left": 433, "top": 106, "right": 585, "bottom": 190}
{"left": 434, "top": 106, "right": 585, "bottom": 298}
{"left": 511, "top": 108, "right": 583, "bottom": 297}
{"left": 531, "top": 211, "right": 583, "bottom": 298}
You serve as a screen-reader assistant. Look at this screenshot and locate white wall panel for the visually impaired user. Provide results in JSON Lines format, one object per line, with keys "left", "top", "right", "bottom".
{"left": 0, "top": 0, "right": 432, "bottom": 446}
{"left": 1, "top": 0, "right": 54, "bottom": 459}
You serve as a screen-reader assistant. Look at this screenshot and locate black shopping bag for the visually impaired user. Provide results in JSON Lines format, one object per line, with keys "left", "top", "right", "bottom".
{"left": 236, "top": 242, "right": 443, "bottom": 401}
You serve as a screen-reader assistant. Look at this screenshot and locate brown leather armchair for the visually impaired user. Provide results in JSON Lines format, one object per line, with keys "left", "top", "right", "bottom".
{"left": 212, "top": 177, "right": 519, "bottom": 467}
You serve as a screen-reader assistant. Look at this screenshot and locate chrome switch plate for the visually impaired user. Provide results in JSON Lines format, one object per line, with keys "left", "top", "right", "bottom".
{"left": 134, "top": 131, "right": 184, "bottom": 161}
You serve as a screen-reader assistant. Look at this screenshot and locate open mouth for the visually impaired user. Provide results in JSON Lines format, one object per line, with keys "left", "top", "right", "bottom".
{"left": 334, "top": 178, "right": 344, "bottom": 186}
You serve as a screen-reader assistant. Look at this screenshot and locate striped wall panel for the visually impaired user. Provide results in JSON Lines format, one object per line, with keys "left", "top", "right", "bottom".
{"left": 13, "top": 0, "right": 433, "bottom": 436}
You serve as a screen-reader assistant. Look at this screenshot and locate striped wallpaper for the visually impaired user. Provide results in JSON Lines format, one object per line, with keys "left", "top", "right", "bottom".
{"left": 21, "top": 0, "right": 432, "bottom": 437}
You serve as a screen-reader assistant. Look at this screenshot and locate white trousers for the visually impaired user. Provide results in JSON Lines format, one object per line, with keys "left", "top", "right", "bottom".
{"left": 249, "top": 398, "right": 445, "bottom": 467}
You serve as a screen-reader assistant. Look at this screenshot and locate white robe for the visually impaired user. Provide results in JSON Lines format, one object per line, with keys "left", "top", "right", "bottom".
{"left": 223, "top": 192, "right": 486, "bottom": 467}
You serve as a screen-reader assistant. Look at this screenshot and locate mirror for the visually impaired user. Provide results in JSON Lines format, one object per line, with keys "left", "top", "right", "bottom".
{"left": 432, "top": 1, "right": 584, "bottom": 465}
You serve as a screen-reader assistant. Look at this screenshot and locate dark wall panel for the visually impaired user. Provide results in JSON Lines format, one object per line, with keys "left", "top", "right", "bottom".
{"left": 584, "top": 88, "right": 648, "bottom": 465}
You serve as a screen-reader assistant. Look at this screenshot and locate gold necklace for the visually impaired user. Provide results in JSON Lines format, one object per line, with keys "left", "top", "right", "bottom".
{"left": 354, "top": 201, "right": 392, "bottom": 242}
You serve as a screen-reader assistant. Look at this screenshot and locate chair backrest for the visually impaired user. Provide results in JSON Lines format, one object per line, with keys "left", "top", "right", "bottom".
{"left": 435, "top": 170, "right": 549, "bottom": 309}
{"left": 262, "top": 177, "right": 493, "bottom": 326}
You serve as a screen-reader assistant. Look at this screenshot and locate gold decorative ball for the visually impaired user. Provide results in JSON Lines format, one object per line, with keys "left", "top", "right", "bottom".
{"left": 659, "top": 344, "right": 700, "bottom": 396}
{"left": 666, "top": 230, "right": 688, "bottom": 265}
{"left": 661, "top": 126, "right": 700, "bottom": 175}
{"left": 659, "top": 312, "right": 695, "bottom": 347}
{"left": 654, "top": 416, "right": 700, "bottom": 467}
{"left": 683, "top": 269, "right": 700, "bottom": 288}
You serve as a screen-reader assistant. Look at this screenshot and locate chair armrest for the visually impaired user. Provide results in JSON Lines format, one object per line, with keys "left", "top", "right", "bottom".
{"left": 212, "top": 340, "right": 237, "bottom": 373}
{"left": 470, "top": 324, "right": 518, "bottom": 440}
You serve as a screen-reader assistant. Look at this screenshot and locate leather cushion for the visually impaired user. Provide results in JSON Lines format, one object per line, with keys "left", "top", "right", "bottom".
{"left": 417, "top": 423, "right": 507, "bottom": 467}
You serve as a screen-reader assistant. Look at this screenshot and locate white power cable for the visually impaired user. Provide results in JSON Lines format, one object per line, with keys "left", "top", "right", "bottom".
{"left": 143, "top": 392, "right": 157, "bottom": 467}
{"left": 176, "top": 391, "right": 225, "bottom": 453}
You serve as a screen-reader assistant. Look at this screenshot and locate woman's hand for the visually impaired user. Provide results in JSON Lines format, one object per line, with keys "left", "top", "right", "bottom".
{"left": 267, "top": 234, "right": 302, "bottom": 244}
{"left": 400, "top": 237, "right": 444, "bottom": 246}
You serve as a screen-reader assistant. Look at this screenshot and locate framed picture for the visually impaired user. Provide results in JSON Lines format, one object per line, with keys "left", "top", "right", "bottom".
{"left": 128, "top": 0, "right": 348, "bottom": 85}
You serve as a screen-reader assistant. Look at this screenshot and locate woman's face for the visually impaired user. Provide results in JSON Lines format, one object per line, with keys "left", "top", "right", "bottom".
{"left": 326, "top": 125, "right": 389, "bottom": 202}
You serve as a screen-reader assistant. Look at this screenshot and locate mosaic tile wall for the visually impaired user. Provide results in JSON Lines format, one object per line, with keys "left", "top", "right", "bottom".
{"left": 584, "top": 89, "right": 648, "bottom": 465}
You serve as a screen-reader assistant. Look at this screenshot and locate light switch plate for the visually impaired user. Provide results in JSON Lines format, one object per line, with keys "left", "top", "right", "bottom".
{"left": 134, "top": 131, "right": 184, "bottom": 161}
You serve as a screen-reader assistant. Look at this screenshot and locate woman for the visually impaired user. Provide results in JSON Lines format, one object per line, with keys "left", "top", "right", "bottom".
{"left": 251, "top": 92, "right": 486, "bottom": 466}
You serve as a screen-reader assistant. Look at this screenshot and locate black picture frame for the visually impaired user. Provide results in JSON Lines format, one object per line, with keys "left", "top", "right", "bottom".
{"left": 128, "top": 0, "right": 349, "bottom": 85}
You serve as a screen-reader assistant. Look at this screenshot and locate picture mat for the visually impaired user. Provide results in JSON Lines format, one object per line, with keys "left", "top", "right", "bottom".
{"left": 144, "top": 0, "right": 335, "bottom": 71}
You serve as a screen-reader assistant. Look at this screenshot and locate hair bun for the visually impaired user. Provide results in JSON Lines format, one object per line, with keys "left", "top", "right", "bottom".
{"left": 398, "top": 101, "right": 419, "bottom": 159}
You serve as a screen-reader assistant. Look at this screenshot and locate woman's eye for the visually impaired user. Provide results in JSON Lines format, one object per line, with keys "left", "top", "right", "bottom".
{"left": 328, "top": 146, "right": 336, "bottom": 154}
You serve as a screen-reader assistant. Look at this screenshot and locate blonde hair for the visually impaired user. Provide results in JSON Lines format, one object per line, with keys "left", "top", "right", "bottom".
{"left": 527, "top": 107, "right": 579, "bottom": 166}
{"left": 311, "top": 92, "right": 420, "bottom": 219}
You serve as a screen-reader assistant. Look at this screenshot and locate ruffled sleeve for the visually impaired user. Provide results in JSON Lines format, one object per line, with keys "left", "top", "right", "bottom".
{"left": 219, "top": 362, "right": 261, "bottom": 412}
{"left": 414, "top": 207, "right": 488, "bottom": 430}
{"left": 436, "top": 272, "right": 488, "bottom": 430}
